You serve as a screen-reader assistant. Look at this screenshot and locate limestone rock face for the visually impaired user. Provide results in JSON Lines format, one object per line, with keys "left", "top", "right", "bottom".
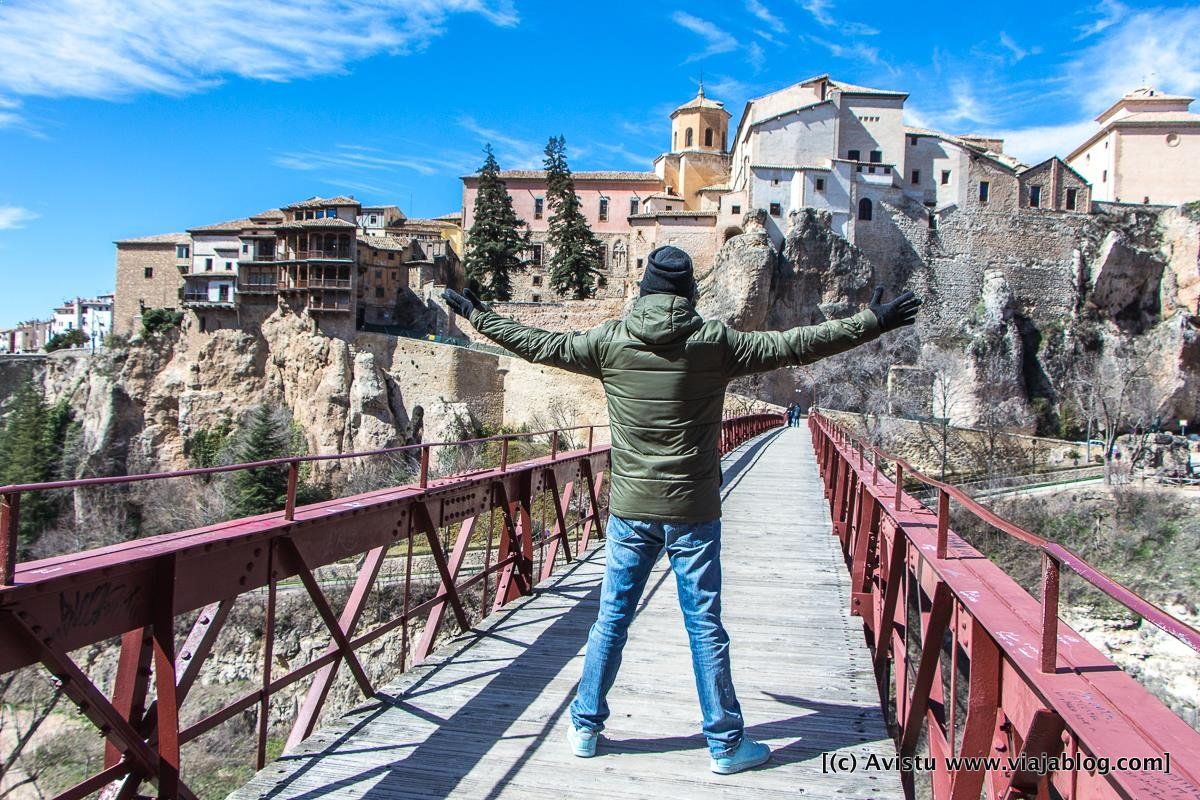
{"left": 697, "top": 209, "right": 775, "bottom": 329}
{"left": 776, "top": 207, "right": 873, "bottom": 325}
{"left": 1090, "top": 230, "right": 1166, "bottom": 332}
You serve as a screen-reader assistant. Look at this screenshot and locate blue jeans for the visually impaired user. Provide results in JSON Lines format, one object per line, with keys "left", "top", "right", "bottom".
{"left": 568, "top": 514, "right": 744, "bottom": 757}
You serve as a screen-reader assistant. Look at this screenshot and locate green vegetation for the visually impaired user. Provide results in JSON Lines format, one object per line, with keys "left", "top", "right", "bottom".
{"left": 463, "top": 144, "right": 528, "bottom": 300}
{"left": 185, "top": 418, "right": 233, "bottom": 468}
{"left": 544, "top": 135, "right": 603, "bottom": 300}
{"left": 44, "top": 328, "right": 88, "bottom": 351}
{"left": 140, "top": 307, "right": 184, "bottom": 336}
{"left": 0, "top": 377, "right": 80, "bottom": 552}
{"left": 227, "top": 405, "right": 328, "bottom": 517}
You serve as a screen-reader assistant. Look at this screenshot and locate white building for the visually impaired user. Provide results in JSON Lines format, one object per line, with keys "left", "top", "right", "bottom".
{"left": 51, "top": 294, "right": 114, "bottom": 349}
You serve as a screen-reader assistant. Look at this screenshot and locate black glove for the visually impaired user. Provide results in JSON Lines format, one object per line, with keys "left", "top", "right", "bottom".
{"left": 442, "top": 287, "right": 489, "bottom": 318}
{"left": 868, "top": 286, "right": 922, "bottom": 332}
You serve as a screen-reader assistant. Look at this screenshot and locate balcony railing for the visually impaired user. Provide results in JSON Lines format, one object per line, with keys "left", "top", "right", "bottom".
{"left": 296, "top": 248, "right": 353, "bottom": 261}
{"left": 307, "top": 277, "right": 352, "bottom": 290}
{"left": 183, "top": 293, "right": 233, "bottom": 306}
{"left": 237, "top": 283, "right": 277, "bottom": 295}
{"left": 308, "top": 297, "right": 352, "bottom": 312}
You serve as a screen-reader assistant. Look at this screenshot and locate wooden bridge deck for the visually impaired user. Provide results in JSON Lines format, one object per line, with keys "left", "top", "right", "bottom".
{"left": 229, "top": 426, "right": 903, "bottom": 800}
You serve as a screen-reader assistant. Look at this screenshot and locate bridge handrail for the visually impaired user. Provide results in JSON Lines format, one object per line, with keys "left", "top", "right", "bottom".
{"left": 0, "top": 413, "right": 780, "bottom": 798}
{"left": 809, "top": 411, "right": 1200, "bottom": 799}
{"left": 811, "top": 412, "right": 1200, "bottom": 659}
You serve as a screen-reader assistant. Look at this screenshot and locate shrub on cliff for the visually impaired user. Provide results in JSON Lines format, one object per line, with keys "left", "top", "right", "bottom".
{"left": 44, "top": 328, "right": 88, "bottom": 351}
{"left": 227, "top": 405, "right": 328, "bottom": 517}
{"left": 140, "top": 307, "right": 183, "bottom": 337}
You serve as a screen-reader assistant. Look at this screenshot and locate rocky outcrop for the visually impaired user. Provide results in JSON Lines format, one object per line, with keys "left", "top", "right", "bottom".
{"left": 697, "top": 209, "right": 775, "bottom": 329}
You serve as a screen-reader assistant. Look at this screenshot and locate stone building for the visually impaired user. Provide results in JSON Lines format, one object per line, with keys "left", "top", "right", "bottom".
{"left": 1068, "top": 87, "right": 1200, "bottom": 205}
{"left": 1017, "top": 157, "right": 1091, "bottom": 212}
{"left": 112, "top": 232, "right": 191, "bottom": 336}
{"left": 1, "top": 320, "right": 52, "bottom": 353}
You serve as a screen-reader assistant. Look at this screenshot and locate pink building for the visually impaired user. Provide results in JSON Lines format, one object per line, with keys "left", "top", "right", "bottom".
{"left": 461, "top": 170, "right": 662, "bottom": 301}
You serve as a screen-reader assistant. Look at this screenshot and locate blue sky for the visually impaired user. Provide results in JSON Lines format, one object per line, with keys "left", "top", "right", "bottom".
{"left": 1, "top": 0, "right": 1199, "bottom": 327}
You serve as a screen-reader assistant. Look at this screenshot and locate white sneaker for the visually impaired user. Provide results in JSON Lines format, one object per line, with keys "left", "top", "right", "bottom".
{"left": 567, "top": 723, "right": 599, "bottom": 757}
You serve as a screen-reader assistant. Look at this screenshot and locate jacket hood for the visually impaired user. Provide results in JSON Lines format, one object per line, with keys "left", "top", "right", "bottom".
{"left": 625, "top": 293, "right": 704, "bottom": 345}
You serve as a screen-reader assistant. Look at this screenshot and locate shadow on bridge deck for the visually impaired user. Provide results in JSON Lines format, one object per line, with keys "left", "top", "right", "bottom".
{"left": 229, "top": 427, "right": 902, "bottom": 800}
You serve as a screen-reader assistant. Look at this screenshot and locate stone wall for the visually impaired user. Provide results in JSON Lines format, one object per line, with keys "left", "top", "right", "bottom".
{"left": 113, "top": 242, "right": 188, "bottom": 336}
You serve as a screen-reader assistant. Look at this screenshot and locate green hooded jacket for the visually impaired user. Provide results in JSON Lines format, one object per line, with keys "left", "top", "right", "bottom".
{"left": 470, "top": 294, "right": 880, "bottom": 522}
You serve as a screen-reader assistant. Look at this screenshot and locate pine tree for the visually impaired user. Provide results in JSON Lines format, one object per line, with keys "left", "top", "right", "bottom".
{"left": 544, "top": 135, "right": 603, "bottom": 300}
{"left": 464, "top": 145, "right": 528, "bottom": 300}
{"left": 0, "top": 377, "right": 71, "bottom": 549}
{"left": 229, "top": 405, "right": 291, "bottom": 517}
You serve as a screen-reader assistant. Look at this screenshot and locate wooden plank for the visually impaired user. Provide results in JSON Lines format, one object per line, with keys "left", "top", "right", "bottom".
{"left": 229, "top": 428, "right": 903, "bottom": 800}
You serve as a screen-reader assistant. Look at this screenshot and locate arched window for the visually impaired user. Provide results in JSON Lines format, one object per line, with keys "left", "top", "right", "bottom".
{"left": 611, "top": 240, "right": 626, "bottom": 268}
{"left": 704, "top": 128, "right": 713, "bottom": 147}
{"left": 685, "top": 128, "right": 693, "bottom": 147}
{"left": 858, "top": 198, "right": 873, "bottom": 221}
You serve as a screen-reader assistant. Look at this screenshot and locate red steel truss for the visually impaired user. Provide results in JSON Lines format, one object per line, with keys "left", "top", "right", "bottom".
{"left": 0, "top": 414, "right": 781, "bottom": 799}
{"left": 810, "top": 412, "right": 1200, "bottom": 800}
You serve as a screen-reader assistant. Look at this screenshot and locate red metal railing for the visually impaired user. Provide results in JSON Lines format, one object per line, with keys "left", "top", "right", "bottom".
{"left": 0, "top": 414, "right": 777, "bottom": 799}
{"left": 809, "top": 412, "right": 1200, "bottom": 800}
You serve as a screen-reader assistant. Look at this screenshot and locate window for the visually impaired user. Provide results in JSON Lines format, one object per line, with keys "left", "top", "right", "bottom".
{"left": 978, "top": 181, "right": 990, "bottom": 203}
{"left": 176, "top": 244, "right": 190, "bottom": 258}
{"left": 534, "top": 197, "right": 544, "bottom": 219}
{"left": 630, "top": 198, "right": 640, "bottom": 215}
{"left": 772, "top": 178, "right": 780, "bottom": 186}
{"left": 242, "top": 243, "right": 248, "bottom": 253}
{"left": 1029, "top": 185, "right": 1041, "bottom": 207}
{"left": 144, "top": 267, "right": 154, "bottom": 279}
{"left": 869, "top": 150, "right": 882, "bottom": 163}
{"left": 369, "top": 215, "right": 378, "bottom": 224}
{"left": 530, "top": 244, "right": 543, "bottom": 265}
{"left": 387, "top": 252, "right": 395, "bottom": 260}
{"left": 1102, "top": 170, "right": 1108, "bottom": 182}
{"left": 685, "top": 128, "right": 693, "bottom": 147}
{"left": 847, "top": 149, "right": 860, "bottom": 161}
{"left": 769, "top": 202, "right": 782, "bottom": 217}
{"left": 532, "top": 275, "right": 542, "bottom": 286}
{"left": 705, "top": 128, "right": 713, "bottom": 147}
{"left": 910, "top": 136, "right": 918, "bottom": 146}
{"left": 636, "top": 258, "right": 644, "bottom": 269}
{"left": 858, "top": 198, "right": 872, "bottom": 221}
{"left": 225, "top": 261, "right": 233, "bottom": 271}
{"left": 531, "top": 293, "right": 541, "bottom": 303}
{"left": 911, "top": 170, "right": 920, "bottom": 185}
{"left": 1066, "top": 188, "right": 1078, "bottom": 211}
{"left": 665, "top": 205, "right": 673, "bottom": 211}
{"left": 375, "top": 269, "right": 383, "bottom": 279}
{"left": 375, "top": 287, "right": 384, "bottom": 298}
{"left": 204, "top": 258, "right": 213, "bottom": 271}
{"left": 941, "top": 170, "right": 951, "bottom": 185}
{"left": 731, "top": 204, "right": 741, "bottom": 214}
{"left": 599, "top": 197, "right": 609, "bottom": 221}
{"left": 1143, "top": 196, "right": 1150, "bottom": 204}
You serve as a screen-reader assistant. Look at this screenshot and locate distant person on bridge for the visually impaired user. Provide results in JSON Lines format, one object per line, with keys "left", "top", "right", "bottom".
{"left": 443, "top": 246, "right": 920, "bottom": 774}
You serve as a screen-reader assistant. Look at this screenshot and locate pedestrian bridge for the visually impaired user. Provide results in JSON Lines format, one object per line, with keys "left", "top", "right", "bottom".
{"left": 1, "top": 414, "right": 1198, "bottom": 800}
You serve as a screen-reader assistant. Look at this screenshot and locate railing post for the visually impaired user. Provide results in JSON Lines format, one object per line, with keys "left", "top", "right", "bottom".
{"left": 936, "top": 488, "right": 949, "bottom": 559}
{"left": 894, "top": 463, "right": 904, "bottom": 511}
{"left": 419, "top": 445, "right": 430, "bottom": 488}
{"left": 284, "top": 462, "right": 299, "bottom": 521}
{"left": 551, "top": 430, "right": 559, "bottom": 460}
{"left": 587, "top": 426, "right": 594, "bottom": 452}
{"left": 1040, "top": 552, "right": 1060, "bottom": 673}
{"left": 1, "top": 491, "right": 18, "bottom": 586}
{"left": 500, "top": 437, "right": 509, "bottom": 471}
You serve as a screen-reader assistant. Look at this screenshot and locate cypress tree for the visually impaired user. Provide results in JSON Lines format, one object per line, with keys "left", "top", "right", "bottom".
{"left": 229, "top": 405, "right": 291, "bottom": 517}
{"left": 544, "top": 135, "right": 602, "bottom": 300}
{"left": 464, "top": 145, "right": 528, "bottom": 301}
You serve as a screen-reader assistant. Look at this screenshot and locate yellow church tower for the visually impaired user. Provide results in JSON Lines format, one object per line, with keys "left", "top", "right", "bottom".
{"left": 655, "top": 83, "right": 733, "bottom": 211}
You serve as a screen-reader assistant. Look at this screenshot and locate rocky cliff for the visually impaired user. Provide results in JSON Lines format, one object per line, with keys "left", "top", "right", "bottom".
{"left": 701, "top": 203, "right": 1200, "bottom": 435}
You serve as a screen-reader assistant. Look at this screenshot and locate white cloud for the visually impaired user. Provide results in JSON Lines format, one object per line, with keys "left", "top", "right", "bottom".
{"left": 458, "top": 116, "right": 546, "bottom": 170}
{"left": 796, "top": 0, "right": 877, "bottom": 34}
{"left": 998, "top": 32, "right": 1041, "bottom": 63}
{"left": 1068, "top": 5, "right": 1200, "bottom": 111}
{"left": 746, "top": 0, "right": 787, "bottom": 35}
{"left": 747, "top": 42, "right": 766, "bottom": 73}
{"left": 1077, "top": 0, "right": 1128, "bottom": 39}
{"left": 0, "top": 206, "right": 37, "bottom": 230}
{"left": 810, "top": 38, "right": 887, "bottom": 69}
{"left": 991, "top": 119, "right": 1099, "bottom": 165}
{"left": 273, "top": 144, "right": 468, "bottom": 176}
{"left": 0, "top": 0, "right": 516, "bottom": 119}
{"left": 671, "top": 11, "right": 738, "bottom": 62}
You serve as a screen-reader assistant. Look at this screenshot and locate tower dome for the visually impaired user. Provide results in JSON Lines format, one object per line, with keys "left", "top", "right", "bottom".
{"left": 670, "top": 82, "right": 731, "bottom": 154}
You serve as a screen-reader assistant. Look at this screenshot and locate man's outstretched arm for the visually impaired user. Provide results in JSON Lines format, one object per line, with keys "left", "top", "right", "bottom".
{"left": 724, "top": 287, "right": 921, "bottom": 377}
{"left": 443, "top": 288, "right": 607, "bottom": 378}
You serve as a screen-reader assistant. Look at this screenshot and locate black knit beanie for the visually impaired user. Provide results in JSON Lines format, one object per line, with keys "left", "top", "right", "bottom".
{"left": 640, "top": 245, "right": 695, "bottom": 298}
